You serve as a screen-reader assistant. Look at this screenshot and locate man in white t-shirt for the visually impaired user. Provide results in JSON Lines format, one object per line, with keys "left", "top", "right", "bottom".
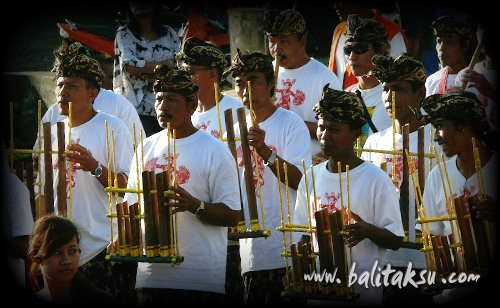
{"left": 175, "top": 36, "right": 245, "bottom": 306}
{"left": 293, "top": 87, "right": 404, "bottom": 306}
{"left": 342, "top": 14, "right": 393, "bottom": 149}
{"left": 264, "top": 9, "right": 341, "bottom": 164}
{"left": 223, "top": 49, "right": 311, "bottom": 306}
{"left": 123, "top": 68, "right": 241, "bottom": 306}
{"left": 362, "top": 53, "right": 438, "bottom": 305}
{"left": 425, "top": 15, "right": 473, "bottom": 96}
{"left": 37, "top": 39, "right": 135, "bottom": 305}
{"left": 416, "top": 91, "right": 497, "bottom": 305}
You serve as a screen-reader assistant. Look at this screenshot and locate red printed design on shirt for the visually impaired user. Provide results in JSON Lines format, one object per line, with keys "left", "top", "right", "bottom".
{"left": 275, "top": 79, "right": 306, "bottom": 109}
{"left": 144, "top": 152, "right": 190, "bottom": 185}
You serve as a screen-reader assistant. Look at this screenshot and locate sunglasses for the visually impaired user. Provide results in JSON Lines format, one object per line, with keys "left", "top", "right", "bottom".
{"left": 343, "top": 43, "right": 373, "bottom": 55}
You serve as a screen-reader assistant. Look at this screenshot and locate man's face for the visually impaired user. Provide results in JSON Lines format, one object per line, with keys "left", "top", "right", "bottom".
{"left": 234, "top": 71, "right": 272, "bottom": 111}
{"left": 436, "top": 35, "right": 466, "bottom": 68}
{"left": 432, "top": 119, "right": 464, "bottom": 158}
{"left": 155, "top": 91, "right": 195, "bottom": 130}
{"left": 317, "top": 118, "right": 358, "bottom": 159}
{"left": 268, "top": 33, "right": 304, "bottom": 69}
{"left": 180, "top": 63, "right": 214, "bottom": 92}
{"left": 382, "top": 80, "right": 424, "bottom": 123}
{"left": 55, "top": 76, "right": 95, "bottom": 116}
{"left": 345, "top": 42, "right": 376, "bottom": 77}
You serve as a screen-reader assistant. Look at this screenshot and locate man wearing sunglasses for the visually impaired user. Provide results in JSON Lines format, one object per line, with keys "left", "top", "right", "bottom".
{"left": 343, "top": 14, "right": 393, "bottom": 149}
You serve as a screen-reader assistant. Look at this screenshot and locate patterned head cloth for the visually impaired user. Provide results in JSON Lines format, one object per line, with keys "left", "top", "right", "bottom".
{"left": 153, "top": 65, "right": 199, "bottom": 101}
{"left": 313, "top": 84, "right": 366, "bottom": 128}
{"left": 346, "top": 14, "right": 388, "bottom": 43}
{"left": 431, "top": 15, "right": 473, "bottom": 40}
{"left": 345, "top": 14, "right": 388, "bottom": 43}
{"left": 369, "top": 53, "right": 427, "bottom": 85}
{"left": 175, "top": 37, "right": 228, "bottom": 69}
{"left": 222, "top": 48, "right": 274, "bottom": 78}
{"left": 263, "top": 9, "right": 306, "bottom": 36}
{"left": 416, "top": 91, "right": 487, "bottom": 126}
{"left": 52, "top": 39, "right": 105, "bottom": 86}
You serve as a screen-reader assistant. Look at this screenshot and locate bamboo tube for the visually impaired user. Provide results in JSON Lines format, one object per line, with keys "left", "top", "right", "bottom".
{"left": 142, "top": 171, "right": 156, "bottom": 257}
{"left": 460, "top": 33, "right": 484, "bottom": 91}
{"left": 330, "top": 210, "right": 348, "bottom": 295}
{"left": 272, "top": 56, "right": 280, "bottom": 102}
{"left": 129, "top": 202, "right": 140, "bottom": 257}
{"left": 299, "top": 241, "right": 313, "bottom": 294}
{"left": 225, "top": 109, "right": 246, "bottom": 232}
{"left": 400, "top": 124, "right": 410, "bottom": 233}
{"left": 56, "top": 122, "right": 67, "bottom": 216}
{"left": 149, "top": 171, "right": 160, "bottom": 256}
{"left": 315, "top": 208, "right": 335, "bottom": 295}
{"left": 43, "top": 122, "right": 54, "bottom": 215}
{"left": 122, "top": 201, "right": 132, "bottom": 255}
{"left": 454, "top": 195, "right": 478, "bottom": 272}
{"left": 237, "top": 107, "right": 259, "bottom": 231}
{"left": 290, "top": 242, "right": 303, "bottom": 293}
{"left": 116, "top": 202, "right": 126, "bottom": 256}
{"left": 156, "top": 171, "right": 171, "bottom": 257}
{"left": 417, "top": 126, "right": 425, "bottom": 192}
{"left": 467, "top": 195, "right": 492, "bottom": 271}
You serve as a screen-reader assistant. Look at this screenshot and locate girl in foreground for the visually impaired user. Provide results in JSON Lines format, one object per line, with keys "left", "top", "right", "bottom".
{"left": 28, "top": 214, "right": 116, "bottom": 305}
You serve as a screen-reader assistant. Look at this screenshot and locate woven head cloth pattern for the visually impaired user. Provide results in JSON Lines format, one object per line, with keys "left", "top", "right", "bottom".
{"left": 345, "top": 14, "right": 388, "bottom": 43}
{"left": 222, "top": 48, "right": 274, "bottom": 78}
{"left": 369, "top": 53, "right": 427, "bottom": 85}
{"left": 52, "top": 38, "right": 105, "bottom": 86}
{"left": 175, "top": 37, "right": 228, "bottom": 69}
{"left": 313, "top": 84, "right": 366, "bottom": 128}
{"left": 431, "top": 15, "right": 473, "bottom": 40}
{"left": 263, "top": 9, "right": 306, "bottom": 36}
{"left": 417, "top": 91, "right": 487, "bottom": 126}
{"left": 153, "top": 65, "right": 199, "bottom": 101}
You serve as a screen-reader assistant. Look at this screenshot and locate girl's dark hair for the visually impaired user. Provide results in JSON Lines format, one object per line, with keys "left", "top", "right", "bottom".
{"left": 451, "top": 118, "right": 498, "bottom": 152}
{"left": 28, "top": 214, "right": 80, "bottom": 291}
{"left": 127, "top": 1, "right": 167, "bottom": 39}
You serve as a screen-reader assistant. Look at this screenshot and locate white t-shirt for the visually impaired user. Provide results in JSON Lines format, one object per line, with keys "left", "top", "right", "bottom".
{"left": 425, "top": 67, "right": 458, "bottom": 97}
{"left": 124, "top": 129, "right": 241, "bottom": 294}
{"left": 345, "top": 83, "right": 392, "bottom": 148}
{"left": 361, "top": 124, "right": 442, "bottom": 269}
{"left": 274, "top": 58, "right": 342, "bottom": 157}
{"left": 191, "top": 94, "right": 244, "bottom": 139}
{"left": 39, "top": 112, "right": 134, "bottom": 266}
{"left": 422, "top": 152, "right": 497, "bottom": 237}
{"left": 1, "top": 160, "right": 34, "bottom": 288}
{"left": 455, "top": 61, "right": 498, "bottom": 130}
{"left": 234, "top": 108, "right": 312, "bottom": 275}
{"left": 294, "top": 160, "right": 404, "bottom": 305}
{"left": 34, "top": 88, "right": 145, "bottom": 148}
